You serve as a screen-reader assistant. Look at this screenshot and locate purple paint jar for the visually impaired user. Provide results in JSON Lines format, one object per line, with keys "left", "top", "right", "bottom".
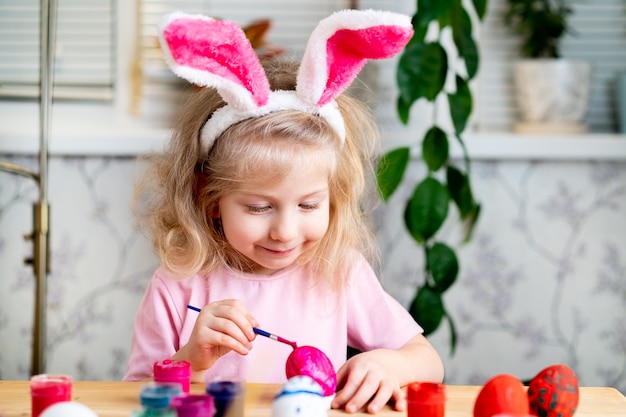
{"left": 154, "top": 359, "right": 192, "bottom": 394}
{"left": 171, "top": 394, "right": 215, "bottom": 417}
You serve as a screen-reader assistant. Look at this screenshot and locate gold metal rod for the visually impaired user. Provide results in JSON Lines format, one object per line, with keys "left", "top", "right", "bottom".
{"left": 0, "top": 162, "right": 39, "bottom": 181}
{"left": 31, "top": 0, "right": 56, "bottom": 376}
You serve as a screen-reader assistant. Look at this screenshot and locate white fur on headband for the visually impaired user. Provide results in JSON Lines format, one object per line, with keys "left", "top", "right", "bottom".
{"left": 158, "top": 9, "right": 413, "bottom": 155}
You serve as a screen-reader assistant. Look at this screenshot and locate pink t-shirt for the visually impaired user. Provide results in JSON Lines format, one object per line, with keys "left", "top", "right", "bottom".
{"left": 123, "top": 254, "right": 422, "bottom": 382}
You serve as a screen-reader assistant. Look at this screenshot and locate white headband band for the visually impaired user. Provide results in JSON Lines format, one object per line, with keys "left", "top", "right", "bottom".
{"left": 199, "top": 90, "right": 345, "bottom": 155}
{"left": 158, "top": 9, "right": 413, "bottom": 155}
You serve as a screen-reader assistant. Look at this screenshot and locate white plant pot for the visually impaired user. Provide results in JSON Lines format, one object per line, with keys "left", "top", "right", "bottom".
{"left": 512, "top": 59, "right": 592, "bottom": 133}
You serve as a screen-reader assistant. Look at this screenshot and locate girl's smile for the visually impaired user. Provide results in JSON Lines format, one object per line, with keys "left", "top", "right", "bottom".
{"left": 218, "top": 162, "right": 330, "bottom": 275}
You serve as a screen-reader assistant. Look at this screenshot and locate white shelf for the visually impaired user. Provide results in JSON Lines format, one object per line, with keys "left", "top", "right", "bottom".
{"left": 0, "top": 125, "right": 170, "bottom": 156}
{"left": 383, "top": 130, "right": 626, "bottom": 161}
{"left": 1, "top": 125, "right": 626, "bottom": 160}
{"left": 461, "top": 132, "right": 626, "bottom": 161}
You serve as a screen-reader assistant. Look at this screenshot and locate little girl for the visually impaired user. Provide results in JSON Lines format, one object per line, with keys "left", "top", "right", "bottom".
{"left": 124, "top": 9, "right": 444, "bottom": 414}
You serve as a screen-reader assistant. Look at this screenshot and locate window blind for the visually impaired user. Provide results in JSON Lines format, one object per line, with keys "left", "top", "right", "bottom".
{"left": 477, "top": 0, "right": 626, "bottom": 133}
{"left": 2, "top": 0, "right": 623, "bottom": 133}
{"left": 0, "top": 0, "right": 115, "bottom": 100}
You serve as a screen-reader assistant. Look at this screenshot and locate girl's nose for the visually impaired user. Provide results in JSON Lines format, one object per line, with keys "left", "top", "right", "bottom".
{"left": 270, "top": 210, "right": 298, "bottom": 242}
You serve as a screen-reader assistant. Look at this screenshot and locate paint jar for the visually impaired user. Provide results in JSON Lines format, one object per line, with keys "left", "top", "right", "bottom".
{"left": 154, "top": 359, "right": 192, "bottom": 394}
{"left": 30, "top": 374, "right": 73, "bottom": 417}
{"left": 130, "top": 381, "right": 182, "bottom": 417}
{"left": 406, "top": 382, "right": 445, "bottom": 417}
{"left": 171, "top": 394, "right": 215, "bottom": 417}
{"left": 205, "top": 378, "right": 245, "bottom": 417}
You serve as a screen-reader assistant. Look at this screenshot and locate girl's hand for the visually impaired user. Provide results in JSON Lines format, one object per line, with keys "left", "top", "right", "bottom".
{"left": 173, "top": 299, "right": 258, "bottom": 378}
{"left": 331, "top": 349, "right": 405, "bottom": 414}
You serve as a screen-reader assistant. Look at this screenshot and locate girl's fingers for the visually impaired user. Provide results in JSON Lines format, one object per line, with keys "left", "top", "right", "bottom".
{"left": 332, "top": 357, "right": 401, "bottom": 414}
{"left": 202, "top": 299, "right": 258, "bottom": 341}
{"left": 390, "top": 388, "right": 406, "bottom": 412}
{"left": 193, "top": 300, "right": 258, "bottom": 352}
{"left": 365, "top": 384, "right": 399, "bottom": 414}
{"left": 344, "top": 374, "right": 381, "bottom": 413}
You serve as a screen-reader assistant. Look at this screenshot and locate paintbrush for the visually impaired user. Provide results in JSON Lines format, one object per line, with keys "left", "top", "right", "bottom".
{"left": 187, "top": 304, "right": 297, "bottom": 349}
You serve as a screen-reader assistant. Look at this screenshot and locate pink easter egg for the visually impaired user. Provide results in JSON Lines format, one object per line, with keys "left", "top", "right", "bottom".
{"left": 285, "top": 346, "right": 337, "bottom": 396}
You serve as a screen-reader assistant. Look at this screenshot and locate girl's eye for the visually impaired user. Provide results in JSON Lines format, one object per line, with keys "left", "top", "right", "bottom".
{"left": 300, "top": 203, "right": 319, "bottom": 211}
{"left": 246, "top": 205, "right": 270, "bottom": 213}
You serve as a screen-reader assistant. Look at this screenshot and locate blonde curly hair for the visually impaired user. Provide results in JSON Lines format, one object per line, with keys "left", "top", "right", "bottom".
{"left": 134, "top": 59, "right": 381, "bottom": 288}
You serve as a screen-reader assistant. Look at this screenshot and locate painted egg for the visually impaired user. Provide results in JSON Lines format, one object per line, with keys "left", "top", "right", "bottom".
{"left": 40, "top": 402, "right": 99, "bottom": 417}
{"left": 528, "top": 364, "right": 579, "bottom": 417}
{"left": 286, "top": 346, "right": 337, "bottom": 396}
{"left": 272, "top": 375, "right": 330, "bottom": 417}
{"left": 473, "top": 374, "right": 529, "bottom": 417}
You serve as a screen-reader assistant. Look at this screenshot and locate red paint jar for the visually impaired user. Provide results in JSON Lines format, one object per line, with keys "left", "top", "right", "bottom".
{"left": 154, "top": 359, "right": 192, "bottom": 394}
{"left": 407, "top": 382, "right": 445, "bottom": 417}
{"left": 30, "top": 374, "right": 73, "bottom": 417}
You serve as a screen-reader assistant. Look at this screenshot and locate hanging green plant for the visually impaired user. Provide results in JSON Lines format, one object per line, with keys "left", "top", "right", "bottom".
{"left": 376, "top": 0, "right": 486, "bottom": 355}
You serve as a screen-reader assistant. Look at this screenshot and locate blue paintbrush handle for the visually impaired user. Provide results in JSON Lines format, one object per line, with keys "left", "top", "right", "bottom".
{"left": 186, "top": 304, "right": 296, "bottom": 348}
{"left": 253, "top": 328, "right": 271, "bottom": 337}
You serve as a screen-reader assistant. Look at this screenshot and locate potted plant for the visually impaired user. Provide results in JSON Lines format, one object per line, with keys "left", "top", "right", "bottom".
{"left": 376, "top": 0, "right": 486, "bottom": 354}
{"left": 503, "top": 0, "right": 592, "bottom": 133}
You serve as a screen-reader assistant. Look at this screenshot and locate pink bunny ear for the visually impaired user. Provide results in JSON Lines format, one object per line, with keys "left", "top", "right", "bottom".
{"left": 157, "top": 9, "right": 412, "bottom": 155}
{"left": 158, "top": 12, "right": 270, "bottom": 110}
{"left": 297, "top": 9, "right": 413, "bottom": 106}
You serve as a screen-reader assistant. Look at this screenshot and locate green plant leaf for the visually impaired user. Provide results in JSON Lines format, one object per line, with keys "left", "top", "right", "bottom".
{"left": 446, "top": 165, "right": 475, "bottom": 219}
{"left": 472, "top": 0, "right": 488, "bottom": 20}
{"left": 410, "top": 19, "right": 428, "bottom": 45}
{"left": 463, "top": 35, "right": 479, "bottom": 79}
{"left": 397, "top": 96, "right": 411, "bottom": 125}
{"left": 426, "top": 242, "right": 459, "bottom": 292}
{"left": 410, "top": 0, "right": 445, "bottom": 43}
{"left": 397, "top": 42, "right": 448, "bottom": 105}
{"left": 436, "top": 0, "right": 460, "bottom": 29}
{"left": 418, "top": 0, "right": 456, "bottom": 23}
{"left": 447, "top": 165, "right": 481, "bottom": 242}
{"left": 376, "top": 147, "right": 410, "bottom": 202}
{"left": 462, "top": 202, "right": 481, "bottom": 243}
{"left": 409, "top": 286, "right": 444, "bottom": 336}
{"left": 451, "top": 6, "right": 479, "bottom": 79}
{"left": 447, "top": 76, "right": 472, "bottom": 136}
{"left": 404, "top": 177, "right": 450, "bottom": 243}
{"left": 422, "top": 127, "right": 449, "bottom": 172}
{"left": 445, "top": 311, "right": 458, "bottom": 355}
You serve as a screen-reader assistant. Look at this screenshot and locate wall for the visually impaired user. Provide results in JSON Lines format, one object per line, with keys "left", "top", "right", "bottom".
{"left": 0, "top": 156, "right": 155, "bottom": 380}
{"left": 1, "top": 142, "right": 625, "bottom": 393}
{"left": 375, "top": 153, "right": 626, "bottom": 390}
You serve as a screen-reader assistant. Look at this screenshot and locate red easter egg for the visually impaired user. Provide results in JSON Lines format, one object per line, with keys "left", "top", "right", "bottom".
{"left": 474, "top": 374, "right": 529, "bottom": 417}
{"left": 528, "top": 364, "right": 579, "bottom": 417}
{"left": 285, "top": 346, "right": 337, "bottom": 396}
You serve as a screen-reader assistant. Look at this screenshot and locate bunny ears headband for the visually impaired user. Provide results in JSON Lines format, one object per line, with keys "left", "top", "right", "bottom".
{"left": 158, "top": 9, "right": 413, "bottom": 155}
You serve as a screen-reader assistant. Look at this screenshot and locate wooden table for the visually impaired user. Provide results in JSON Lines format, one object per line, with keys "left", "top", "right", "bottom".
{"left": 0, "top": 381, "right": 625, "bottom": 417}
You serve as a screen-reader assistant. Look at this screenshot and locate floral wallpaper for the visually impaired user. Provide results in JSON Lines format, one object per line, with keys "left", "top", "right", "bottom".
{"left": 0, "top": 154, "right": 624, "bottom": 395}
{"left": 0, "top": 156, "right": 157, "bottom": 380}
{"left": 374, "top": 159, "right": 626, "bottom": 393}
